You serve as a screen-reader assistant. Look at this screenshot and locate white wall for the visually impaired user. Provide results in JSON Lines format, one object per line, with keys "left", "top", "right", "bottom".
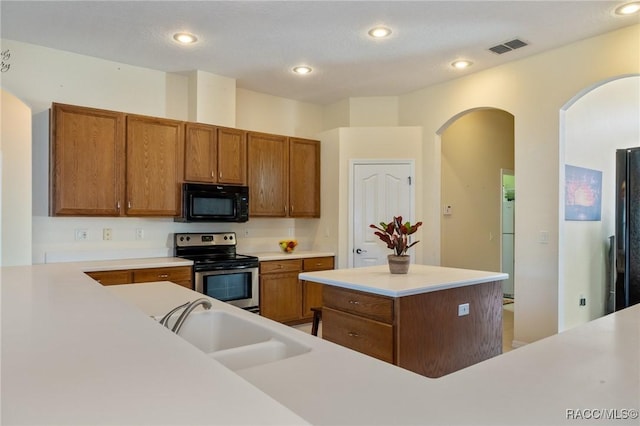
{"left": 1, "top": 89, "right": 32, "bottom": 266}
{"left": 561, "top": 75, "right": 640, "bottom": 331}
{"left": 318, "top": 126, "right": 423, "bottom": 269}
{"left": 0, "top": 39, "right": 325, "bottom": 263}
{"left": 398, "top": 25, "right": 640, "bottom": 344}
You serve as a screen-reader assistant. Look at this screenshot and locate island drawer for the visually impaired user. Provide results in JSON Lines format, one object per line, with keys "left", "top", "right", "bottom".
{"left": 323, "top": 286, "right": 394, "bottom": 323}
{"left": 260, "top": 259, "right": 303, "bottom": 274}
{"left": 322, "top": 307, "right": 394, "bottom": 363}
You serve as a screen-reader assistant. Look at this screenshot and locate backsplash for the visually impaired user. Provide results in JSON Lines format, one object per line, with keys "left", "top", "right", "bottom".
{"left": 33, "top": 216, "right": 321, "bottom": 264}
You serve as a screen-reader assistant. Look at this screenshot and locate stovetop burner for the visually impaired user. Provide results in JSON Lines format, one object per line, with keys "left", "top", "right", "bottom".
{"left": 174, "top": 232, "right": 259, "bottom": 270}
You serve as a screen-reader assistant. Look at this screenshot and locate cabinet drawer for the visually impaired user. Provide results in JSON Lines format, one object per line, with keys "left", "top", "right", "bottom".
{"left": 322, "top": 307, "right": 394, "bottom": 363}
{"left": 323, "top": 286, "right": 394, "bottom": 323}
{"left": 86, "top": 270, "right": 132, "bottom": 286}
{"left": 302, "top": 256, "right": 334, "bottom": 272}
{"left": 132, "top": 266, "right": 192, "bottom": 284}
{"left": 260, "top": 259, "right": 302, "bottom": 274}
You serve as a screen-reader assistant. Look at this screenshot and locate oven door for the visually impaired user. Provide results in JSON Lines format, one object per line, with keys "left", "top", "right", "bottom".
{"left": 195, "top": 267, "right": 259, "bottom": 312}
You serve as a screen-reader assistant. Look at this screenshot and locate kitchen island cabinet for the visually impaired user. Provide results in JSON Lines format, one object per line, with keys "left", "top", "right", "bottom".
{"left": 300, "top": 264, "right": 507, "bottom": 378}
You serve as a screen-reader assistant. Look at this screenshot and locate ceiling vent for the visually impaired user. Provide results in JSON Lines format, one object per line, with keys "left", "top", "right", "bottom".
{"left": 489, "top": 38, "right": 528, "bottom": 55}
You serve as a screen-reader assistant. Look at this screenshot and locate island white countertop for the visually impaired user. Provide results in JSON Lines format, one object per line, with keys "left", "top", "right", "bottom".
{"left": 2, "top": 262, "right": 638, "bottom": 425}
{"left": 299, "top": 264, "right": 508, "bottom": 297}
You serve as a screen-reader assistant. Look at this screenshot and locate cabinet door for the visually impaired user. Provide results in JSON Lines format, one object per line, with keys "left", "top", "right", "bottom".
{"left": 184, "top": 123, "right": 217, "bottom": 183}
{"left": 126, "top": 115, "right": 184, "bottom": 216}
{"left": 86, "top": 270, "right": 132, "bottom": 286}
{"left": 260, "top": 272, "right": 301, "bottom": 322}
{"left": 301, "top": 257, "right": 334, "bottom": 318}
{"left": 289, "top": 138, "right": 320, "bottom": 217}
{"left": 217, "top": 127, "right": 246, "bottom": 185}
{"left": 247, "top": 132, "right": 288, "bottom": 217}
{"left": 50, "top": 103, "right": 125, "bottom": 216}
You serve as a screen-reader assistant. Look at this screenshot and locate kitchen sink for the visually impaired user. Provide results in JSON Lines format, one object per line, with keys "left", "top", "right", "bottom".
{"left": 159, "top": 310, "right": 311, "bottom": 371}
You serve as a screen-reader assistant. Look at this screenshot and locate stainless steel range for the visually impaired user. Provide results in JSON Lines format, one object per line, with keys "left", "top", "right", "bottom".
{"left": 174, "top": 232, "right": 259, "bottom": 313}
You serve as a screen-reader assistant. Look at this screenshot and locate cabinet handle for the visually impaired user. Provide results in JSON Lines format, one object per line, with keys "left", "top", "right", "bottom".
{"left": 290, "top": 205, "right": 294, "bottom": 213}
{"left": 158, "top": 274, "right": 169, "bottom": 278}
{"left": 116, "top": 201, "right": 121, "bottom": 210}
{"left": 284, "top": 205, "right": 287, "bottom": 213}
{"left": 348, "top": 300, "right": 360, "bottom": 305}
{"left": 211, "top": 171, "right": 215, "bottom": 178}
{"left": 219, "top": 171, "right": 222, "bottom": 179}
{"left": 347, "top": 332, "right": 359, "bottom": 338}
{"left": 128, "top": 200, "right": 132, "bottom": 209}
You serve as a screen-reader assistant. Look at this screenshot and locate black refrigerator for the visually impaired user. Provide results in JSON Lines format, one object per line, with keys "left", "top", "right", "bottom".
{"left": 613, "top": 147, "right": 640, "bottom": 311}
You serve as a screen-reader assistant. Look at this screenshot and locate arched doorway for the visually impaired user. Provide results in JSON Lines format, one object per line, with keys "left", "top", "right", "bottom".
{"left": 559, "top": 75, "right": 640, "bottom": 331}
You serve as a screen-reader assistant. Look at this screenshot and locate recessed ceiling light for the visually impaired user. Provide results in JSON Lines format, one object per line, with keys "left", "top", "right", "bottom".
{"left": 615, "top": 2, "right": 640, "bottom": 15}
{"left": 173, "top": 32, "right": 198, "bottom": 44}
{"left": 293, "top": 66, "right": 312, "bottom": 75}
{"left": 368, "top": 26, "right": 392, "bottom": 38}
{"left": 451, "top": 60, "right": 473, "bottom": 70}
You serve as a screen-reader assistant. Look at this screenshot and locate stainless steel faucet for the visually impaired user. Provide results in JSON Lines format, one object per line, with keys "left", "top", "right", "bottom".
{"left": 158, "top": 298, "right": 212, "bottom": 333}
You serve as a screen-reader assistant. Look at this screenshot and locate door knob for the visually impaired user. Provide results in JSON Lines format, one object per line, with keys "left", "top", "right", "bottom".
{"left": 355, "top": 248, "right": 367, "bottom": 254}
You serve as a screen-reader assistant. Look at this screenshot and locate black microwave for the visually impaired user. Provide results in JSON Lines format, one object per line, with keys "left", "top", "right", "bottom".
{"left": 177, "top": 183, "right": 249, "bottom": 222}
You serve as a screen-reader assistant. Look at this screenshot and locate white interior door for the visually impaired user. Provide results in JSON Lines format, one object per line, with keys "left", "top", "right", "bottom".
{"left": 351, "top": 161, "right": 414, "bottom": 268}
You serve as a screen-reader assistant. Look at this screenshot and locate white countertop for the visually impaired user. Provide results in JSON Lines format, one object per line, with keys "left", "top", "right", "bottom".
{"left": 299, "top": 264, "right": 508, "bottom": 297}
{"left": 2, "top": 261, "right": 638, "bottom": 425}
{"left": 251, "top": 251, "right": 335, "bottom": 261}
{"left": 74, "top": 256, "right": 193, "bottom": 272}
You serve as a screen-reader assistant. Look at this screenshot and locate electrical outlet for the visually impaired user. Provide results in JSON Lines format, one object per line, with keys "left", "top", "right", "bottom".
{"left": 74, "top": 229, "right": 88, "bottom": 241}
{"left": 103, "top": 228, "right": 112, "bottom": 240}
{"left": 135, "top": 228, "right": 144, "bottom": 240}
{"left": 458, "top": 303, "right": 470, "bottom": 316}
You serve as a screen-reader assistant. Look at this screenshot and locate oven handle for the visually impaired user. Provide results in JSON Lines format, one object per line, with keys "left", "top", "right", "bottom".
{"left": 194, "top": 263, "right": 258, "bottom": 272}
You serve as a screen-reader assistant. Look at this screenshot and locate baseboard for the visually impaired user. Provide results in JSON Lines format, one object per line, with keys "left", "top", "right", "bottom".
{"left": 511, "top": 340, "right": 528, "bottom": 348}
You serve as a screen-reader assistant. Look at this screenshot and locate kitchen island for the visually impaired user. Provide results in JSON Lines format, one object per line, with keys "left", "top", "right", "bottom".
{"left": 299, "top": 264, "right": 508, "bottom": 377}
{"left": 2, "top": 261, "right": 638, "bottom": 425}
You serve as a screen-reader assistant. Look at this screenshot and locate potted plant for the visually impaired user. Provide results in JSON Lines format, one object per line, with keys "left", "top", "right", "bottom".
{"left": 370, "top": 216, "right": 423, "bottom": 274}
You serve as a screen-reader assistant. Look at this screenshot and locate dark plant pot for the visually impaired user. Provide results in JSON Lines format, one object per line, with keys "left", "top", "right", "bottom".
{"left": 388, "top": 254, "right": 410, "bottom": 274}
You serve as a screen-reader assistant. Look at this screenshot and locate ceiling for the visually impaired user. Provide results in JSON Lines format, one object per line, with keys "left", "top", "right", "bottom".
{"left": 1, "top": 1, "right": 638, "bottom": 105}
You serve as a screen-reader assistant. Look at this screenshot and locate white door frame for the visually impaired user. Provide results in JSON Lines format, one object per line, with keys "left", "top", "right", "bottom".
{"left": 348, "top": 159, "right": 416, "bottom": 268}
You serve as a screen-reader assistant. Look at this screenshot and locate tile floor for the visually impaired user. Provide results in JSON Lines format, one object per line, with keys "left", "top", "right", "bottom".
{"left": 293, "top": 304, "right": 516, "bottom": 353}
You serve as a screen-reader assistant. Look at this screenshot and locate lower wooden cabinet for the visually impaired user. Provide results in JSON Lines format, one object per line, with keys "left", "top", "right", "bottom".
{"left": 260, "top": 256, "right": 334, "bottom": 324}
{"left": 322, "top": 286, "right": 395, "bottom": 363}
{"left": 86, "top": 266, "right": 192, "bottom": 289}
{"left": 322, "top": 281, "right": 504, "bottom": 378}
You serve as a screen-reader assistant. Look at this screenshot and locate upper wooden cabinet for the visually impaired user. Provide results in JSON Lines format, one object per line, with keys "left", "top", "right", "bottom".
{"left": 51, "top": 104, "right": 184, "bottom": 217}
{"left": 247, "top": 132, "right": 289, "bottom": 217}
{"left": 247, "top": 132, "right": 320, "bottom": 218}
{"left": 50, "top": 103, "right": 125, "bottom": 216}
{"left": 184, "top": 123, "right": 246, "bottom": 185}
{"left": 289, "top": 137, "right": 320, "bottom": 217}
{"left": 125, "top": 115, "right": 184, "bottom": 216}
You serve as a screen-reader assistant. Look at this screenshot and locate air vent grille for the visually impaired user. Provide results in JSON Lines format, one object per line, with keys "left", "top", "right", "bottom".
{"left": 489, "top": 38, "right": 528, "bottom": 55}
